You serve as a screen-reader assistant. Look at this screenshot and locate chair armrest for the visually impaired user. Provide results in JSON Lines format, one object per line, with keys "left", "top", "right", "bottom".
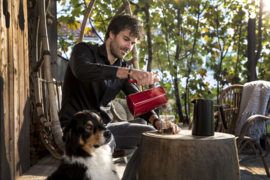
{"left": 238, "top": 114, "right": 270, "bottom": 144}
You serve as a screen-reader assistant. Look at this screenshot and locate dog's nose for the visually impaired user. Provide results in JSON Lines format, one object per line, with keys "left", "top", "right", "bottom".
{"left": 104, "top": 130, "right": 111, "bottom": 139}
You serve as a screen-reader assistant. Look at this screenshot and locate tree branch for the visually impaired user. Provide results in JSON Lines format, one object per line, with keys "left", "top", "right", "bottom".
{"left": 255, "top": 0, "right": 263, "bottom": 65}
{"left": 82, "top": 0, "right": 104, "bottom": 42}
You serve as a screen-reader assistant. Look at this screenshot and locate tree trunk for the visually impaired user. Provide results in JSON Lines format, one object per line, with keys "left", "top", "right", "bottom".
{"left": 174, "top": 9, "right": 184, "bottom": 122}
{"left": 185, "top": 5, "right": 200, "bottom": 123}
{"left": 143, "top": 4, "right": 152, "bottom": 73}
{"left": 247, "top": 18, "right": 257, "bottom": 82}
{"left": 185, "top": 81, "right": 189, "bottom": 123}
{"left": 234, "top": 7, "right": 243, "bottom": 76}
{"left": 173, "top": 66, "right": 184, "bottom": 122}
{"left": 254, "top": 0, "right": 263, "bottom": 66}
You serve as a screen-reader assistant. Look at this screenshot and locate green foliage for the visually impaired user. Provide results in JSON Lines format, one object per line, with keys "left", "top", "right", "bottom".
{"left": 57, "top": 0, "right": 270, "bottom": 122}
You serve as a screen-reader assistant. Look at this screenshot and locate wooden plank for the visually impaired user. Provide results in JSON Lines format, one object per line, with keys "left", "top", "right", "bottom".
{"left": 22, "top": 0, "right": 30, "bottom": 174}
{"left": 18, "top": 22, "right": 24, "bottom": 177}
{"left": 0, "top": 0, "right": 11, "bottom": 179}
{"left": 17, "top": 155, "right": 61, "bottom": 180}
{"left": 18, "top": 25, "right": 25, "bottom": 175}
{"left": 8, "top": 0, "right": 15, "bottom": 178}
{"left": 13, "top": 0, "right": 20, "bottom": 177}
{"left": 0, "top": 0, "right": 3, "bottom": 178}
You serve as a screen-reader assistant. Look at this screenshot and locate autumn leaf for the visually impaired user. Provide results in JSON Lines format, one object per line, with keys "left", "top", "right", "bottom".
{"left": 213, "top": 51, "right": 220, "bottom": 58}
{"left": 84, "top": 27, "right": 92, "bottom": 35}
{"left": 74, "top": 37, "right": 80, "bottom": 45}
{"left": 57, "top": 51, "right": 62, "bottom": 55}
{"left": 199, "top": 69, "right": 207, "bottom": 78}
{"left": 202, "top": 27, "right": 209, "bottom": 32}
{"left": 204, "top": 35, "right": 209, "bottom": 41}
{"left": 61, "top": 0, "right": 66, "bottom": 5}
{"left": 215, "top": 44, "right": 221, "bottom": 50}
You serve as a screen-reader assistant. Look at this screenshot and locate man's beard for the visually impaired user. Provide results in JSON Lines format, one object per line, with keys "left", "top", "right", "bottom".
{"left": 110, "top": 38, "right": 129, "bottom": 59}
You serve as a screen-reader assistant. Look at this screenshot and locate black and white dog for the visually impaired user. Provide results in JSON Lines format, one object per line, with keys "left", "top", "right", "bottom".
{"left": 47, "top": 110, "right": 119, "bottom": 180}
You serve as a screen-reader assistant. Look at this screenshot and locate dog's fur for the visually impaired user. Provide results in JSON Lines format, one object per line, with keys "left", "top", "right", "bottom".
{"left": 47, "top": 110, "right": 119, "bottom": 180}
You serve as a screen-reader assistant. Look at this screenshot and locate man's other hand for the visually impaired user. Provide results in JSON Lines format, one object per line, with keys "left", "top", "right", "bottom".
{"left": 130, "top": 69, "right": 159, "bottom": 86}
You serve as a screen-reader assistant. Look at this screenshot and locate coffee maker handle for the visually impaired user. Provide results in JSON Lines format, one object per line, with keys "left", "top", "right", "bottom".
{"left": 215, "top": 105, "right": 228, "bottom": 130}
{"left": 128, "top": 80, "right": 156, "bottom": 88}
{"left": 128, "top": 80, "right": 137, "bottom": 83}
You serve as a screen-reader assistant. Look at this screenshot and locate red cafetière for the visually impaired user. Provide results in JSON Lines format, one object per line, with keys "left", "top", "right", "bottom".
{"left": 126, "top": 80, "right": 168, "bottom": 117}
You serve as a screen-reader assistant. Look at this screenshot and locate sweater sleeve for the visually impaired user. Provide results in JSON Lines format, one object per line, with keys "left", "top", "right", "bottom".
{"left": 69, "top": 43, "right": 119, "bottom": 82}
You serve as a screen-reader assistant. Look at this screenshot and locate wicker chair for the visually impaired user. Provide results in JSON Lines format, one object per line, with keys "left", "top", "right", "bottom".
{"left": 216, "top": 85, "right": 270, "bottom": 177}
{"left": 38, "top": 79, "right": 137, "bottom": 160}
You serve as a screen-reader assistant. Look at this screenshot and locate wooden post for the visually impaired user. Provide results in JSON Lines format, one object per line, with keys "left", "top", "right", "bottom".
{"left": 47, "top": 0, "right": 58, "bottom": 79}
{"left": 0, "top": 0, "right": 11, "bottom": 178}
{"left": 0, "top": 0, "right": 30, "bottom": 179}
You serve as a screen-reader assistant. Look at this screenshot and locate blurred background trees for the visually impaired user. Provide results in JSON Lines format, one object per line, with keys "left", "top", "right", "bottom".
{"left": 56, "top": 0, "right": 270, "bottom": 124}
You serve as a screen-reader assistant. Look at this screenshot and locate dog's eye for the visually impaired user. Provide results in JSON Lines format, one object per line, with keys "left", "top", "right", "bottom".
{"left": 86, "top": 125, "right": 92, "bottom": 130}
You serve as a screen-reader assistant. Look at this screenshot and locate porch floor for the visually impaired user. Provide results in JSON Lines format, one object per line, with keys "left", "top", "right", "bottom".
{"left": 16, "top": 152, "right": 270, "bottom": 180}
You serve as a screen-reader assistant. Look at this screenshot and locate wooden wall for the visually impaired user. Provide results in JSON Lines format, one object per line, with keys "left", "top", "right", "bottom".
{"left": 54, "top": 55, "right": 69, "bottom": 81}
{"left": 0, "top": 0, "right": 30, "bottom": 179}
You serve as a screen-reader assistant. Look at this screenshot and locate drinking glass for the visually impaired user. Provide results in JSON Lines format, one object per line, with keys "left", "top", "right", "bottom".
{"left": 160, "top": 120, "right": 173, "bottom": 134}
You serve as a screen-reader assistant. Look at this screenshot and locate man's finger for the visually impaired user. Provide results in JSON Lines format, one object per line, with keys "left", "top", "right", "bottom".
{"left": 172, "top": 123, "right": 176, "bottom": 134}
{"left": 149, "top": 72, "right": 153, "bottom": 85}
{"left": 153, "top": 77, "right": 159, "bottom": 82}
{"left": 176, "top": 126, "right": 181, "bottom": 134}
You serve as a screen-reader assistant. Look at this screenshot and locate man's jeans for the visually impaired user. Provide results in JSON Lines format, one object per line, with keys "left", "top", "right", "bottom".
{"left": 107, "top": 122, "right": 156, "bottom": 180}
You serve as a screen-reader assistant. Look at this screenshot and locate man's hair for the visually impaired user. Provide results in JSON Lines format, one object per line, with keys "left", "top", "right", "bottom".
{"left": 105, "top": 15, "right": 144, "bottom": 41}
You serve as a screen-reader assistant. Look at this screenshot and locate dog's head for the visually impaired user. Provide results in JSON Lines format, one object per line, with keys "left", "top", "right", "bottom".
{"left": 62, "top": 110, "right": 112, "bottom": 157}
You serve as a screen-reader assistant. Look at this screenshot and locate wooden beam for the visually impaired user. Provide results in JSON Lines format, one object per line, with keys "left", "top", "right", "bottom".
{"left": 47, "top": 0, "right": 58, "bottom": 79}
{"left": 0, "top": 0, "right": 11, "bottom": 178}
{"left": 8, "top": 0, "right": 15, "bottom": 178}
{"left": 23, "top": 0, "right": 30, "bottom": 173}
{"left": 13, "top": 0, "right": 20, "bottom": 176}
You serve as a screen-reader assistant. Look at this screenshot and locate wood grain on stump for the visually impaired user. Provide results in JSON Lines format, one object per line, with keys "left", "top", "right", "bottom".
{"left": 138, "top": 130, "right": 240, "bottom": 180}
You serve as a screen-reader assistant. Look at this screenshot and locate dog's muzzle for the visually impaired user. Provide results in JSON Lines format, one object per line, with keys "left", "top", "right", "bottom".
{"left": 104, "top": 130, "right": 112, "bottom": 144}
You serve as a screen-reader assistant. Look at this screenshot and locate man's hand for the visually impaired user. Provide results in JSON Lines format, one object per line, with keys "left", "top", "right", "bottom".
{"left": 129, "top": 69, "right": 159, "bottom": 86}
{"left": 155, "top": 120, "right": 181, "bottom": 134}
{"left": 116, "top": 67, "right": 159, "bottom": 86}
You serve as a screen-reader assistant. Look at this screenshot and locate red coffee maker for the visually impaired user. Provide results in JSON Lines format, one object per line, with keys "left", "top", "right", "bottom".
{"left": 126, "top": 80, "right": 168, "bottom": 117}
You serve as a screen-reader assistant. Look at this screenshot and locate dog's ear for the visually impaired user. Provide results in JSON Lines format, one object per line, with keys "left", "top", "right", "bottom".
{"left": 62, "top": 121, "right": 73, "bottom": 142}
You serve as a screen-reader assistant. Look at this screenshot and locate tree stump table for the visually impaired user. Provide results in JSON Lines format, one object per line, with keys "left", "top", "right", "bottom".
{"left": 137, "top": 130, "right": 240, "bottom": 180}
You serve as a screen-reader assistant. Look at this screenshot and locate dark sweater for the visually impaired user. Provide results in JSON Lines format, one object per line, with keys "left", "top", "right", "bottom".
{"left": 59, "top": 42, "right": 155, "bottom": 127}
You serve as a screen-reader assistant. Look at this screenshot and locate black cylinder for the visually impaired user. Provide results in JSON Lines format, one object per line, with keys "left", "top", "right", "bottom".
{"left": 192, "top": 99, "right": 214, "bottom": 136}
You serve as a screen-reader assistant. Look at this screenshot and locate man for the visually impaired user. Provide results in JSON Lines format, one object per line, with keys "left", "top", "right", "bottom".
{"left": 59, "top": 15, "right": 181, "bottom": 180}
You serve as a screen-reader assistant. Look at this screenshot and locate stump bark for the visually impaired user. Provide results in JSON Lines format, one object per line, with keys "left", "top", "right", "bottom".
{"left": 138, "top": 130, "right": 240, "bottom": 180}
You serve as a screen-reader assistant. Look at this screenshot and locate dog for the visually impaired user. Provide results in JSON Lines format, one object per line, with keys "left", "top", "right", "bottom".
{"left": 47, "top": 110, "right": 119, "bottom": 180}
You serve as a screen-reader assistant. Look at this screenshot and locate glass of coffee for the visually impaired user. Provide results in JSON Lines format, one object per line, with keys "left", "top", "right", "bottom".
{"left": 160, "top": 120, "right": 173, "bottom": 134}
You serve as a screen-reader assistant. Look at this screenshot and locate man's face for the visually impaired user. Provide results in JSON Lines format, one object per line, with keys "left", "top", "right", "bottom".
{"left": 109, "top": 29, "right": 138, "bottom": 59}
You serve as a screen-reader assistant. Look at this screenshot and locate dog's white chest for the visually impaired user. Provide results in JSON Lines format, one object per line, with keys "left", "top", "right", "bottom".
{"left": 66, "top": 145, "right": 119, "bottom": 180}
{"left": 86, "top": 145, "right": 118, "bottom": 180}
